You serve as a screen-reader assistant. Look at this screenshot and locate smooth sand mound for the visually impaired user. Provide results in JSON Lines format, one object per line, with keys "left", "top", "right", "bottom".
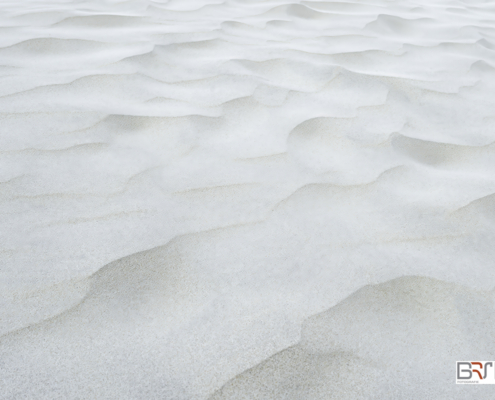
{"left": 211, "top": 276, "right": 495, "bottom": 399}
{"left": 1, "top": 0, "right": 495, "bottom": 398}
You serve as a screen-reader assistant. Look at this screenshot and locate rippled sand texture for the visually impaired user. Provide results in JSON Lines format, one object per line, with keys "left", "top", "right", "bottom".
{"left": 1, "top": 0, "right": 495, "bottom": 399}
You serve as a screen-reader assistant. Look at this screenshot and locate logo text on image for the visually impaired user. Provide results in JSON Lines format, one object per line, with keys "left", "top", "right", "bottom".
{"left": 456, "top": 362, "right": 495, "bottom": 384}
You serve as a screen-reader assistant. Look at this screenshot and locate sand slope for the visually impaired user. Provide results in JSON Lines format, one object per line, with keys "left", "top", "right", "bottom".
{"left": 1, "top": 0, "right": 495, "bottom": 398}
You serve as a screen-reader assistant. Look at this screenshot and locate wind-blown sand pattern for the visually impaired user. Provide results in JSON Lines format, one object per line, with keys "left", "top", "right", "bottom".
{"left": 1, "top": 0, "right": 495, "bottom": 398}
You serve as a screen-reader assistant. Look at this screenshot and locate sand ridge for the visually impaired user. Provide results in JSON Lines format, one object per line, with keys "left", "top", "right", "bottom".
{"left": 1, "top": 0, "right": 495, "bottom": 398}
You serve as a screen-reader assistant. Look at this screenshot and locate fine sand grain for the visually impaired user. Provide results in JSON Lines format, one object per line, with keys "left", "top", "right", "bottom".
{"left": 1, "top": 0, "right": 495, "bottom": 398}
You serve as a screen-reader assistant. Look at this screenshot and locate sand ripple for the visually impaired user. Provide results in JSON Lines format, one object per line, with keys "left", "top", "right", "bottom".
{"left": 1, "top": 0, "right": 495, "bottom": 398}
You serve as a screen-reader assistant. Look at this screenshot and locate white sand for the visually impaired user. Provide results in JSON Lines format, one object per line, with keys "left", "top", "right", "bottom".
{"left": 1, "top": 0, "right": 495, "bottom": 398}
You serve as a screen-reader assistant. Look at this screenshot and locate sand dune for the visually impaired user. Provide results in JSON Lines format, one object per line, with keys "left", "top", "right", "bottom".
{"left": 1, "top": 0, "right": 495, "bottom": 398}
{"left": 210, "top": 276, "right": 495, "bottom": 399}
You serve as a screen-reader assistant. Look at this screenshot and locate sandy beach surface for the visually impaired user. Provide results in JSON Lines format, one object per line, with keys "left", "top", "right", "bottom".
{"left": 1, "top": 0, "right": 495, "bottom": 398}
